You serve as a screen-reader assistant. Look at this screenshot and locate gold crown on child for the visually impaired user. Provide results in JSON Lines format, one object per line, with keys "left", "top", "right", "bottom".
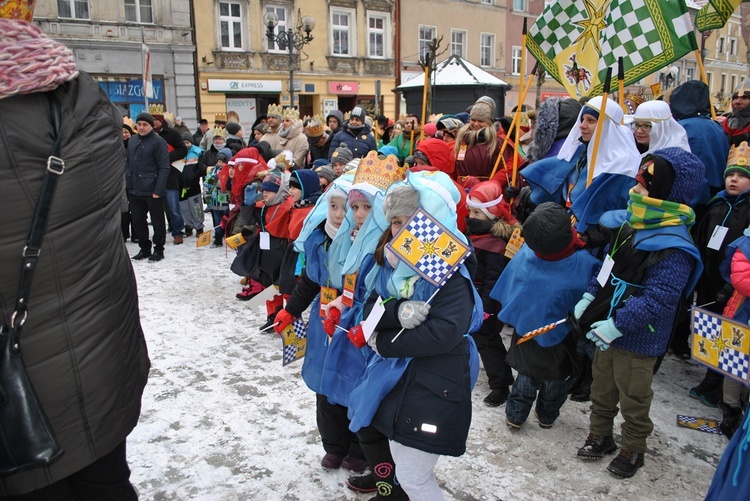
{"left": 727, "top": 141, "right": 750, "bottom": 167}
{"left": 352, "top": 150, "right": 405, "bottom": 191}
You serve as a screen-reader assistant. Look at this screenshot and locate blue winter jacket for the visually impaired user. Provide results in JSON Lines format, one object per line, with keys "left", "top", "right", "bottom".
{"left": 328, "top": 122, "right": 376, "bottom": 160}
{"left": 125, "top": 130, "right": 170, "bottom": 198}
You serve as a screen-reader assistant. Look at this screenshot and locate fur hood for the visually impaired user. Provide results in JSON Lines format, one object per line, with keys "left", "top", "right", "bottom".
{"left": 492, "top": 218, "right": 520, "bottom": 240}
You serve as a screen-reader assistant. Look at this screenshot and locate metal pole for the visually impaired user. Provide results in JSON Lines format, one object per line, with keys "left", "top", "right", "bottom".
{"left": 288, "top": 30, "right": 295, "bottom": 109}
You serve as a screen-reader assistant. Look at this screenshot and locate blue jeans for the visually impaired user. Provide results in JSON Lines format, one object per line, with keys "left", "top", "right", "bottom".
{"left": 505, "top": 373, "right": 568, "bottom": 425}
{"left": 211, "top": 209, "right": 228, "bottom": 242}
{"left": 164, "top": 189, "right": 184, "bottom": 237}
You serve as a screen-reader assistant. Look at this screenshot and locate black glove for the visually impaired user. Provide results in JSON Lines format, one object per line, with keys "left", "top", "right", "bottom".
{"left": 716, "top": 283, "right": 735, "bottom": 307}
{"left": 505, "top": 184, "right": 519, "bottom": 200}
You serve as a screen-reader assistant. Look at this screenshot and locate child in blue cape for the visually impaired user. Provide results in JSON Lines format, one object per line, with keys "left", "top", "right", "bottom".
{"left": 491, "top": 202, "right": 599, "bottom": 429}
{"left": 574, "top": 147, "right": 704, "bottom": 478}
{"left": 346, "top": 171, "right": 482, "bottom": 501}
{"left": 271, "top": 175, "right": 370, "bottom": 473}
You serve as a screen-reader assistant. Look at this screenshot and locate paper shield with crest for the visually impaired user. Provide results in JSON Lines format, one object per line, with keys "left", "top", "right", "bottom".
{"left": 691, "top": 306, "right": 750, "bottom": 387}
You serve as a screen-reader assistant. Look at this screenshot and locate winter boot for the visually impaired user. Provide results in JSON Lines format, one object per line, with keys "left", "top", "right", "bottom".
{"left": 577, "top": 433, "right": 617, "bottom": 459}
{"left": 570, "top": 357, "right": 592, "bottom": 402}
{"left": 356, "top": 426, "right": 408, "bottom": 501}
{"left": 689, "top": 369, "right": 724, "bottom": 407}
{"left": 719, "top": 402, "right": 743, "bottom": 438}
{"left": 607, "top": 449, "right": 644, "bottom": 478}
{"left": 484, "top": 387, "right": 510, "bottom": 407}
{"left": 236, "top": 280, "right": 264, "bottom": 301}
{"left": 347, "top": 474, "right": 377, "bottom": 493}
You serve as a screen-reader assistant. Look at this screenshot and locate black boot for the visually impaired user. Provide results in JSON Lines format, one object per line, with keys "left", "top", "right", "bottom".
{"left": 356, "top": 426, "right": 408, "bottom": 500}
{"left": 570, "top": 356, "right": 592, "bottom": 402}
{"left": 719, "top": 402, "right": 743, "bottom": 438}
{"left": 577, "top": 433, "right": 617, "bottom": 459}
{"left": 607, "top": 449, "right": 645, "bottom": 478}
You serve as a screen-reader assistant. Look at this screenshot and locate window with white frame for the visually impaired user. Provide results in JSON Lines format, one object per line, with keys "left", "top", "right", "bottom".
{"left": 124, "top": 0, "right": 153, "bottom": 23}
{"left": 451, "top": 30, "right": 467, "bottom": 59}
{"left": 220, "top": 2, "right": 242, "bottom": 50}
{"left": 732, "top": 74, "right": 738, "bottom": 93}
{"left": 512, "top": 46, "right": 523, "bottom": 75}
{"left": 730, "top": 38, "right": 737, "bottom": 56}
{"left": 721, "top": 73, "right": 727, "bottom": 93}
{"left": 481, "top": 0, "right": 493, "bottom": 5}
{"left": 266, "top": 5, "right": 287, "bottom": 52}
{"left": 331, "top": 9, "right": 354, "bottom": 56}
{"left": 367, "top": 12, "right": 389, "bottom": 59}
{"left": 480, "top": 33, "right": 494, "bottom": 67}
{"left": 718, "top": 36, "right": 726, "bottom": 54}
{"left": 58, "top": 0, "right": 89, "bottom": 19}
{"left": 419, "top": 25, "right": 436, "bottom": 61}
{"left": 685, "top": 66, "right": 695, "bottom": 82}
{"left": 513, "top": 0, "right": 527, "bottom": 12}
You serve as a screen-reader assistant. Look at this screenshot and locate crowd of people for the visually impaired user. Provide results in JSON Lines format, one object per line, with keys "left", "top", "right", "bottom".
{"left": 117, "top": 85, "right": 750, "bottom": 499}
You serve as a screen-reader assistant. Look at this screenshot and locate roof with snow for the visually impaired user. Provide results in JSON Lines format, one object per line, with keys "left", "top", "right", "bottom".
{"left": 398, "top": 55, "right": 509, "bottom": 89}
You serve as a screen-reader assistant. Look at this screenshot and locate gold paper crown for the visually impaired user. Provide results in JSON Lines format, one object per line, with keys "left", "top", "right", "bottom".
{"left": 163, "top": 111, "right": 175, "bottom": 124}
{"left": 282, "top": 106, "right": 300, "bottom": 121}
{"left": 148, "top": 104, "right": 164, "bottom": 115}
{"left": 214, "top": 112, "right": 227, "bottom": 123}
{"left": 0, "top": 0, "right": 36, "bottom": 21}
{"left": 306, "top": 115, "right": 326, "bottom": 137}
{"left": 727, "top": 141, "right": 750, "bottom": 168}
{"left": 123, "top": 116, "right": 136, "bottom": 129}
{"left": 267, "top": 103, "right": 283, "bottom": 118}
{"left": 624, "top": 93, "right": 645, "bottom": 114}
{"left": 352, "top": 151, "right": 405, "bottom": 191}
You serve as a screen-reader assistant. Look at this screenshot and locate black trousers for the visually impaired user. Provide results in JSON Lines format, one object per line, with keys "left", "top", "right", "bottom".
{"left": 128, "top": 193, "right": 166, "bottom": 254}
{"left": 0, "top": 440, "right": 137, "bottom": 501}
{"left": 471, "top": 316, "right": 514, "bottom": 389}
{"left": 316, "top": 393, "right": 364, "bottom": 459}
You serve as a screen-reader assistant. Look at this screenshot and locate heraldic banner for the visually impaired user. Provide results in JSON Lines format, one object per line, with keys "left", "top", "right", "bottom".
{"left": 281, "top": 318, "right": 307, "bottom": 366}
{"left": 691, "top": 306, "right": 750, "bottom": 387}
{"left": 527, "top": 0, "right": 698, "bottom": 97}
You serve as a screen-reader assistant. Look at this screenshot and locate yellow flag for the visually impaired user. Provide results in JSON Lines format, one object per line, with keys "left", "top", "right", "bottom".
{"left": 196, "top": 231, "right": 211, "bottom": 247}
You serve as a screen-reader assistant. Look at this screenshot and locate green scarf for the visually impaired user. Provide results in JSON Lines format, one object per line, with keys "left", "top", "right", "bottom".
{"left": 626, "top": 191, "right": 695, "bottom": 230}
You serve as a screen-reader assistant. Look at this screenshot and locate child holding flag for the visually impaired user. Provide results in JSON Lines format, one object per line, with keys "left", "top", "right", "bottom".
{"left": 491, "top": 202, "right": 599, "bottom": 429}
{"left": 346, "top": 171, "right": 482, "bottom": 501}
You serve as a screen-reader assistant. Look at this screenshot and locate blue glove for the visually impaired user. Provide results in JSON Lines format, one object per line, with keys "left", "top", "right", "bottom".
{"left": 574, "top": 292, "right": 595, "bottom": 320}
{"left": 586, "top": 318, "right": 623, "bottom": 351}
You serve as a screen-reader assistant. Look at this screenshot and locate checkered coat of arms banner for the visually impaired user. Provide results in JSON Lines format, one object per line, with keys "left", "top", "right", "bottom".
{"left": 385, "top": 207, "right": 471, "bottom": 288}
{"left": 696, "top": 0, "right": 746, "bottom": 32}
{"left": 527, "top": 0, "right": 698, "bottom": 97}
{"left": 691, "top": 307, "right": 750, "bottom": 387}
{"left": 281, "top": 318, "right": 307, "bottom": 366}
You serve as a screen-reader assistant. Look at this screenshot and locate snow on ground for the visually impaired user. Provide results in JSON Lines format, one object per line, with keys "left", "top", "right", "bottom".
{"left": 126, "top": 232, "right": 726, "bottom": 501}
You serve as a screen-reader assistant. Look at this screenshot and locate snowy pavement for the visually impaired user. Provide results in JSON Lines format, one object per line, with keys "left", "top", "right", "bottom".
{"left": 126, "top": 233, "right": 726, "bottom": 500}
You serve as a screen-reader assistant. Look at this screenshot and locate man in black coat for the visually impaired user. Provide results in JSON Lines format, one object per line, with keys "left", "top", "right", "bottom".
{"left": 126, "top": 113, "right": 170, "bottom": 261}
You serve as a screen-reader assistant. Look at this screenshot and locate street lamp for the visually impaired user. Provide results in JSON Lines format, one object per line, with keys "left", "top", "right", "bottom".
{"left": 265, "top": 10, "right": 315, "bottom": 109}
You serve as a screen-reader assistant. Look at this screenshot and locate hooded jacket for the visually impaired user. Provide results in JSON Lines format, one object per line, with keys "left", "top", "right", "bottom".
{"left": 329, "top": 121, "right": 377, "bottom": 160}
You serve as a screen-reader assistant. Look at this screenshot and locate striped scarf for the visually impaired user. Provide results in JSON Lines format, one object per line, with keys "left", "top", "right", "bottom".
{"left": 626, "top": 191, "right": 694, "bottom": 230}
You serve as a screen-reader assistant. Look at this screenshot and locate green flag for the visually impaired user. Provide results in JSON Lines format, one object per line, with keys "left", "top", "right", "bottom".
{"left": 696, "top": 0, "right": 747, "bottom": 32}
{"left": 527, "top": 0, "right": 698, "bottom": 97}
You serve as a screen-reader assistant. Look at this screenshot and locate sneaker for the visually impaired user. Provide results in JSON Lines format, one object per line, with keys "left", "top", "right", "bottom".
{"left": 173, "top": 236, "right": 184, "bottom": 245}
{"left": 534, "top": 410, "right": 555, "bottom": 429}
{"left": 320, "top": 452, "right": 344, "bottom": 470}
{"left": 131, "top": 249, "right": 152, "bottom": 260}
{"left": 505, "top": 416, "right": 523, "bottom": 430}
{"left": 484, "top": 387, "right": 510, "bottom": 407}
{"left": 346, "top": 474, "right": 377, "bottom": 493}
{"left": 607, "top": 449, "right": 644, "bottom": 478}
{"left": 147, "top": 252, "right": 164, "bottom": 262}
{"left": 577, "top": 433, "right": 617, "bottom": 459}
{"left": 341, "top": 455, "right": 368, "bottom": 473}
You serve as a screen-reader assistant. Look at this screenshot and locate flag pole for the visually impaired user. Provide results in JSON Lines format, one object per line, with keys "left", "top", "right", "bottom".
{"left": 391, "top": 288, "right": 440, "bottom": 342}
{"left": 618, "top": 57, "right": 626, "bottom": 120}
{"left": 420, "top": 60, "right": 429, "bottom": 142}
{"left": 511, "top": 18, "right": 528, "bottom": 189}
{"left": 489, "top": 62, "right": 538, "bottom": 180}
{"left": 141, "top": 26, "right": 149, "bottom": 110}
{"left": 515, "top": 317, "right": 567, "bottom": 345}
{"left": 694, "top": 49, "right": 717, "bottom": 120}
{"left": 586, "top": 67, "right": 613, "bottom": 188}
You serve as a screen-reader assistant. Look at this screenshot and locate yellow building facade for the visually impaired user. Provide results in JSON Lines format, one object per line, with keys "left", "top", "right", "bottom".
{"left": 194, "top": 0, "right": 397, "bottom": 130}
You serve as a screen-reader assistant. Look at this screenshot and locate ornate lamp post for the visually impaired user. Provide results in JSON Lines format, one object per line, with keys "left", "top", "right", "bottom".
{"left": 264, "top": 10, "right": 315, "bottom": 109}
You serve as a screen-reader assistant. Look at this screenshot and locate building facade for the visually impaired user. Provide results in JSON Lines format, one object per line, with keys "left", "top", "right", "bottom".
{"left": 194, "top": 0, "right": 397, "bottom": 131}
{"left": 34, "top": 0, "right": 198, "bottom": 126}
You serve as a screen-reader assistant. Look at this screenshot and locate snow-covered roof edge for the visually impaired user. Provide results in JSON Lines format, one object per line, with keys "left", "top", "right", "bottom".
{"left": 398, "top": 55, "right": 509, "bottom": 89}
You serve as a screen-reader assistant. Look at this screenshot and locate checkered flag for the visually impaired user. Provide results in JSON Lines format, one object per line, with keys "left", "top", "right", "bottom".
{"left": 527, "top": 0, "right": 697, "bottom": 97}
{"left": 696, "top": 0, "right": 745, "bottom": 32}
{"left": 386, "top": 207, "right": 471, "bottom": 288}
{"left": 281, "top": 318, "right": 307, "bottom": 366}
{"left": 691, "top": 307, "right": 750, "bottom": 387}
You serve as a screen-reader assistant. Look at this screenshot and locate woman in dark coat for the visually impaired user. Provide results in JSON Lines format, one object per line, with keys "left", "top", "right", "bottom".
{"left": 0, "top": 19, "right": 149, "bottom": 497}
